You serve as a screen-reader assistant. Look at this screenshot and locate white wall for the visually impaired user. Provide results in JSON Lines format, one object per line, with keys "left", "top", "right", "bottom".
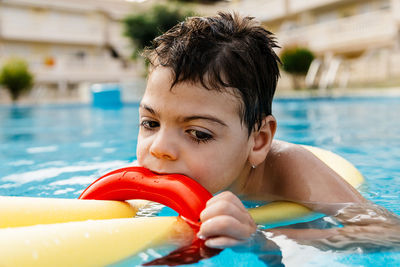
{"left": 0, "top": 6, "right": 105, "bottom": 45}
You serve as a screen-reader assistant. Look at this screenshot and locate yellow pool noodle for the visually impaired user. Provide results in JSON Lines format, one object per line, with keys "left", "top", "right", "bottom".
{"left": 0, "top": 217, "right": 193, "bottom": 267}
{"left": 0, "top": 196, "right": 148, "bottom": 228}
{"left": 301, "top": 145, "right": 364, "bottom": 188}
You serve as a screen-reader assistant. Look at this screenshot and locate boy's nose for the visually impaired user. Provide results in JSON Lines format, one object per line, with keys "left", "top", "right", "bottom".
{"left": 149, "top": 131, "right": 178, "bottom": 161}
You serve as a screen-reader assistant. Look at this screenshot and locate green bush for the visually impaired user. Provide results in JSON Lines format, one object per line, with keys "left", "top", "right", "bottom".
{"left": 281, "top": 47, "right": 315, "bottom": 75}
{"left": 0, "top": 58, "right": 34, "bottom": 102}
{"left": 123, "top": 4, "right": 195, "bottom": 59}
{"left": 280, "top": 47, "right": 315, "bottom": 89}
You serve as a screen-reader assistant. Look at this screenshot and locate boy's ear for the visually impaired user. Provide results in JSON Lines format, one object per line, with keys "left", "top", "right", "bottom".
{"left": 248, "top": 115, "right": 277, "bottom": 166}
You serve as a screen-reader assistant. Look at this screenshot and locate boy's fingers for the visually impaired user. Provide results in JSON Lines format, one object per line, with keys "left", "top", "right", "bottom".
{"left": 204, "top": 236, "right": 241, "bottom": 248}
{"left": 200, "top": 199, "right": 253, "bottom": 225}
{"left": 198, "top": 215, "right": 255, "bottom": 240}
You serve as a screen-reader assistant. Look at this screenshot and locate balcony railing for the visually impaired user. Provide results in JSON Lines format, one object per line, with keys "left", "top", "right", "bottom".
{"left": 235, "top": 0, "right": 286, "bottom": 21}
{"left": 0, "top": 6, "right": 105, "bottom": 45}
{"left": 289, "top": 0, "right": 343, "bottom": 14}
{"left": 199, "top": 0, "right": 287, "bottom": 21}
{"left": 277, "top": 10, "right": 397, "bottom": 53}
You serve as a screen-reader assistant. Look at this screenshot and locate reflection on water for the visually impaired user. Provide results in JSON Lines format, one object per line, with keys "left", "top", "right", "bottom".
{"left": 6, "top": 106, "right": 34, "bottom": 120}
{"left": 0, "top": 104, "right": 139, "bottom": 197}
{"left": 261, "top": 202, "right": 400, "bottom": 266}
{"left": 135, "top": 201, "right": 165, "bottom": 217}
{"left": 314, "top": 202, "right": 400, "bottom": 252}
{"left": 0, "top": 160, "right": 127, "bottom": 197}
{"left": 0, "top": 106, "right": 34, "bottom": 142}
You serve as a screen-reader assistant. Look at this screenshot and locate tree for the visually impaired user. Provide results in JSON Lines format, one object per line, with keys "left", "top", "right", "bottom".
{"left": 123, "top": 4, "right": 195, "bottom": 59}
{"left": 281, "top": 47, "right": 314, "bottom": 90}
{"left": 0, "top": 58, "right": 34, "bottom": 102}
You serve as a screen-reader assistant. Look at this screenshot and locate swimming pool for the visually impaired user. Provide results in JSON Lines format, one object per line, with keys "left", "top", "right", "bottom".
{"left": 1, "top": 96, "right": 400, "bottom": 266}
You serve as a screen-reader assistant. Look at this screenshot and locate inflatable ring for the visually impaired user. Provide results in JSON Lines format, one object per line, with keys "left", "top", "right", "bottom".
{"left": 0, "top": 145, "right": 364, "bottom": 267}
{"left": 79, "top": 166, "right": 212, "bottom": 227}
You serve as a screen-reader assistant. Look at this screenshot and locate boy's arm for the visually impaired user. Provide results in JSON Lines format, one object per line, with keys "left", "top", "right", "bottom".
{"left": 267, "top": 202, "right": 400, "bottom": 252}
{"left": 261, "top": 143, "right": 400, "bottom": 250}
{"left": 198, "top": 193, "right": 400, "bottom": 252}
{"left": 198, "top": 142, "right": 400, "bottom": 250}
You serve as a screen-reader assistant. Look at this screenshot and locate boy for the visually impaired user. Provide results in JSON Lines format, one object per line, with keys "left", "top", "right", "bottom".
{"left": 136, "top": 12, "right": 395, "bottom": 250}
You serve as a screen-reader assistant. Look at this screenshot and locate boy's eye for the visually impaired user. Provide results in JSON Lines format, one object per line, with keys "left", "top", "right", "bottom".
{"left": 187, "top": 129, "right": 214, "bottom": 143}
{"left": 140, "top": 120, "right": 159, "bottom": 129}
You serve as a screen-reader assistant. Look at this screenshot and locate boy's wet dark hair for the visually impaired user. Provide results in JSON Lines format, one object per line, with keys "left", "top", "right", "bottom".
{"left": 144, "top": 12, "right": 281, "bottom": 135}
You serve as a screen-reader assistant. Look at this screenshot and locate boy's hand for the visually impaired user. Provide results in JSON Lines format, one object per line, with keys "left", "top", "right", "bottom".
{"left": 197, "top": 191, "right": 257, "bottom": 248}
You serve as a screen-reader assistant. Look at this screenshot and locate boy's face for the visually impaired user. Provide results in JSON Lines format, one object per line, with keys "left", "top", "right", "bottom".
{"left": 136, "top": 67, "right": 253, "bottom": 194}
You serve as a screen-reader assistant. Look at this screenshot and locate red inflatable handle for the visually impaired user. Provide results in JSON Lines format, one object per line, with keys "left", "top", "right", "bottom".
{"left": 79, "top": 166, "right": 212, "bottom": 226}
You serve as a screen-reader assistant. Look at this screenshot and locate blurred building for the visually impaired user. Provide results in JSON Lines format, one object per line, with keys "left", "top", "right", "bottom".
{"left": 199, "top": 0, "right": 400, "bottom": 89}
{"left": 1, "top": 0, "right": 399, "bottom": 100}
{"left": 0, "top": 0, "right": 147, "bottom": 102}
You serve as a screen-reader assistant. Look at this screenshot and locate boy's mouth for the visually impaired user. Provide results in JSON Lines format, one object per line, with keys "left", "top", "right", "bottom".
{"left": 148, "top": 168, "right": 191, "bottom": 179}
{"left": 142, "top": 164, "right": 200, "bottom": 183}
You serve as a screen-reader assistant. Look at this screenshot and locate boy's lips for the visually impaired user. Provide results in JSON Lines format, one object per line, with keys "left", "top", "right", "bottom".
{"left": 142, "top": 164, "right": 200, "bottom": 184}
{"left": 148, "top": 169, "right": 203, "bottom": 186}
{"left": 148, "top": 168, "right": 191, "bottom": 179}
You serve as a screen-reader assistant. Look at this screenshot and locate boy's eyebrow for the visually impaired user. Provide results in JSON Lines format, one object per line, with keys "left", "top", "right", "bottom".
{"left": 182, "top": 116, "right": 227, "bottom": 127}
{"left": 140, "top": 103, "right": 227, "bottom": 127}
{"left": 139, "top": 104, "right": 157, "bottom": 115}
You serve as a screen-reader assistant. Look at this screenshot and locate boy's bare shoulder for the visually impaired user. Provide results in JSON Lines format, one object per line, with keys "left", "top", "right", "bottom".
{"left": 266, "top": 140, "right": 308, "bottom": 169}
{"left": 265, "top": 140, "right": 315, "bottom": 188}
{"left": 264, "top": 140, "right": 364, "bottom": 204}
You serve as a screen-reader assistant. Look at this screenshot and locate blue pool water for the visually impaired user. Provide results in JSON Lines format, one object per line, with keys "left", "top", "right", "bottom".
{"left": 1, "top": 96, "right": 400, "bottom": 266}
